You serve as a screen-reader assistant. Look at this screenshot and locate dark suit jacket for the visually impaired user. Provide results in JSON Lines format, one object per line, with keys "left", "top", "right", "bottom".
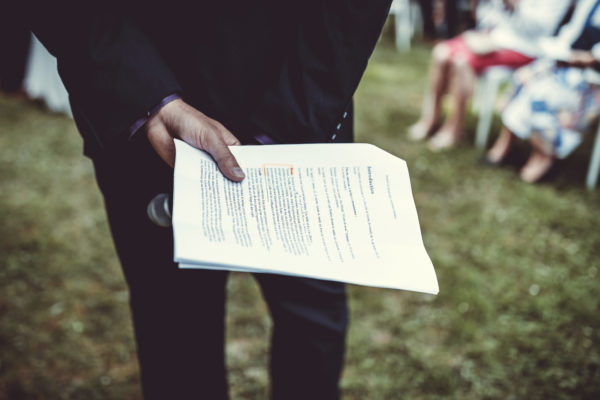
{"left": 23, "top": 0, "right": 392, "bottom": 155}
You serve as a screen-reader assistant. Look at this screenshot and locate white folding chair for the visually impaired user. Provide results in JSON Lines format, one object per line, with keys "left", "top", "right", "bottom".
{"left": 473, "top": 66, "right": 513, "bottom": 149}
{"left": 389, "top": 0, "right": 416, "bottom": 52}
{"left": 24, "top": 34, "right": 72, "bottom": 116}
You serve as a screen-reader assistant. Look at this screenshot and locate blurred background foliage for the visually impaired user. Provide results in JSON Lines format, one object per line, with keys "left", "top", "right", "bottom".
{"left": 1, "top": 29, "right": 599, "bottom": 400}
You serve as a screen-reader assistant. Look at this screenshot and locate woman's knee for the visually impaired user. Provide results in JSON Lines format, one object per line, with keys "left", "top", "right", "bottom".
{"left": 432, "top": 42, "right": 451, "bottom": 66}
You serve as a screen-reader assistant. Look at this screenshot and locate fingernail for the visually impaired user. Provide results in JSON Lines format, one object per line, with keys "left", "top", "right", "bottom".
{"left": 232, "top": 167, "right": 245, "bottom": 179}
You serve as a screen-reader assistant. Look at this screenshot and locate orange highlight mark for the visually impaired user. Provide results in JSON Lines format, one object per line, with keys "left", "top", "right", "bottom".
{"left": 261, "top": 163, "right": 294, "bottom": 176}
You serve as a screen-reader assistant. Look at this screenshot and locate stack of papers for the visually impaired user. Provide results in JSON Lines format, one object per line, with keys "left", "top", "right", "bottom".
{"left": 173, "top": 140, "right": 438, "bottom": 295}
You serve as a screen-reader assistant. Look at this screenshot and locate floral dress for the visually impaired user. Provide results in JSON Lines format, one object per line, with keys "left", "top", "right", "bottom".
{"left": 501, "top": 60, "right": 600, "bottom": 158}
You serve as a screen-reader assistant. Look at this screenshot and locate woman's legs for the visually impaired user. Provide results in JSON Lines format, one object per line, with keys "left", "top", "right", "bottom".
{"left": 486, "top": 126, "right": 556, "bottom": 183}
{"left": 519, "top": 132, "right": 556, "bottom": 183}
{"left": 408, "top": 42, "right": 453, "bottom": 140}
{"left": 428, "top": 55, "right": 476, "bottom": 150}
{"left": 486, "top": 126, "right": 517, "bottom": 164}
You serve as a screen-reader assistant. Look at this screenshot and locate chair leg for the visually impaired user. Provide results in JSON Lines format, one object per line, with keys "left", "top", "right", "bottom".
{"left": 586, "top": 124, "right": 600, "bottom": 190}
{"left": 409, "top": 0, "right": 420, "bottom": 38}
{"left": 392, "top": 0, "right": 412, "bottom": 52}
{"left": 471, "top": 79, "right": 483, "bottom": 113}
{"left": 475, "top": 75, "right": 499, "bottom": 149}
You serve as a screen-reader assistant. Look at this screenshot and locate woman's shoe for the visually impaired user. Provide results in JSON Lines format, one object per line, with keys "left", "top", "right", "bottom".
{"left": 427, "top": 130, "right": 462, "bottom": 151}
{"left": 408, "top": 123, "right": 430, "bottom": 141}
{"left": 479, "top": 155, "right": 503, "bottom": 167}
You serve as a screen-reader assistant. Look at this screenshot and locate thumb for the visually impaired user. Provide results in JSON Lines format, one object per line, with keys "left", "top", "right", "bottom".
{"left": 204, "top": 130, "right": 245, "bottom": 182}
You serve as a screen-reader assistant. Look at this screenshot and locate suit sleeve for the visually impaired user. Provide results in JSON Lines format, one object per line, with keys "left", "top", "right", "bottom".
{"left": 248, "top": 0, "right": 392, "bottom": 143}
{"left": 24, "top": 3, "right": 182, "bottom": 150}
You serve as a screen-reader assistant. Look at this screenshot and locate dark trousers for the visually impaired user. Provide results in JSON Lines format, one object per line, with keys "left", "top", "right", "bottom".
{"left": 0, "top": 22, "right": 30, "bottom": 93}
{"left": 418, "top": 0, "right": 458, "bottom": 39}
{"left": 90, "top": 118, "right": 352, "bottom": 399}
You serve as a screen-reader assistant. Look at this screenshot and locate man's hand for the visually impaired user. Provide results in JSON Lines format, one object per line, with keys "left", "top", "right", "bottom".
{"left": 144, "top": 99, "right": 245, "bottom": 181}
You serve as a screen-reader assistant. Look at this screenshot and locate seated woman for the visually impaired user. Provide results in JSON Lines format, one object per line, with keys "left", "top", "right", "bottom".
{"left": 408, "top": 0, "right": 571, "bottom": 151}
{"left": 486, "top": 0, "right": 600, "bottom": 183}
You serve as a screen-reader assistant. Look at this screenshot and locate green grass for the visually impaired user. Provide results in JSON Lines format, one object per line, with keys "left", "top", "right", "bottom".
{"left": 1, "top": 36, "right": 600, "bottom": 400}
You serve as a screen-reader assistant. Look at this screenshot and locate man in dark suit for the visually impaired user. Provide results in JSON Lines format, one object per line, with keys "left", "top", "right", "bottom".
{"left": 24, "top": 1, "right": 392, "bottom": 398}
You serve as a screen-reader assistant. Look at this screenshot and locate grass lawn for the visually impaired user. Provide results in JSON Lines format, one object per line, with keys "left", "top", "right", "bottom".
{"left": 1, "top": 35, "right": 600, "bottom": 399}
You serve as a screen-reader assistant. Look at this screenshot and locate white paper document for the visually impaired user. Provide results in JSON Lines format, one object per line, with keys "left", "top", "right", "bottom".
{"left": 173, "top": 140, "right": 438, "bottom": 294}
